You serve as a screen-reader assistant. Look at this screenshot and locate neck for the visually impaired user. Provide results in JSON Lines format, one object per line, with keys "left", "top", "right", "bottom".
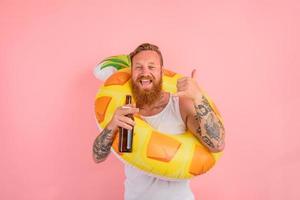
{"left": 137, "top": 92, "right": 170, "bottom": 115}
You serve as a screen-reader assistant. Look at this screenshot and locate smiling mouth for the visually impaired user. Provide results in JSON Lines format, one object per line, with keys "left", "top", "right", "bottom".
{"left": 139, "top": 79, "right": 153, "bottom": 86}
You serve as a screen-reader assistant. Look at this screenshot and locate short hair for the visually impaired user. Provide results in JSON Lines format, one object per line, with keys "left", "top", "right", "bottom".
{"left": 129, "top": 43, "right": 163, "bottom": 66}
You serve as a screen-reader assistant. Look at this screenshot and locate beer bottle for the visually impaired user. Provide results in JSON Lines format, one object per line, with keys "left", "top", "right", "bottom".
{"left": 118, "top": 95, "right": 134, "bottom": 152}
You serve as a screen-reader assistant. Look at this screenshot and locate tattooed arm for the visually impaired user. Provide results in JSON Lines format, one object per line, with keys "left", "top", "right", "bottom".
{"left": 193, "top": 95, "right": 225, "bottom": 152}
{"left": 177, "top": 69, "right": 225, "bottom": 152}
{"left": 92, "top": 105, "right": 139, "bottom": 163}
{"left": 93, "top": 128, "right": 116, "bottom": 163}
{"left": 180, "top": 95, "right": 225, "bottom": 152}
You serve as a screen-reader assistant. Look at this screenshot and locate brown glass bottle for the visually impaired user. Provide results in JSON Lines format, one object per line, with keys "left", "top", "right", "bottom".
{"left": 118, "top": 95, "right": 134, "bottom": 153}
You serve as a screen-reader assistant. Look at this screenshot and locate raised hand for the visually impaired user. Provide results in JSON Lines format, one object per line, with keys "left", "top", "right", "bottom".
{"left": 175, "top": 69, "right": 203, "bottom": 101}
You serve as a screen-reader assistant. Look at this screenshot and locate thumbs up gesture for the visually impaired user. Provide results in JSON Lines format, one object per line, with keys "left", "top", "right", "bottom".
{"left": 175, "top": 69, "right": 203, "bottom": 101}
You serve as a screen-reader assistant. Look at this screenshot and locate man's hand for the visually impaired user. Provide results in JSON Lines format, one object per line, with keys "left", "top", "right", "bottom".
{"left": 176, "top": 69, "right": 225, "bottom": 152}
{"left": 175, "top": 69, "right": 203, "bottom": 102}
{"left": 93, "top": 104, "right": 139, "bottom": 163}
{"left": 106, "top": 105, "right": 139, "bottom": 131}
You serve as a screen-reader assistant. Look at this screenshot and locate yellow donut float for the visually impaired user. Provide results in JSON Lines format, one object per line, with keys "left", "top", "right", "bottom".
{"left": 94, "top": 56, "right": 223, "bottom": 180}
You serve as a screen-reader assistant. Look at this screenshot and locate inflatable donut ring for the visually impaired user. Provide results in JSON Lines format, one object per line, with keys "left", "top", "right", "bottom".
{"left": 94, "top": 57, "right": 223, "bottom": 180}
{"left": 93, "top": 55, "right": 130, "bottom": 81}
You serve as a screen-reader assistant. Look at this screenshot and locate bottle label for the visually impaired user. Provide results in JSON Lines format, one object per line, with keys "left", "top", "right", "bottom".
{"left": 127, "top": 129, "right": 132, "bottom": 150}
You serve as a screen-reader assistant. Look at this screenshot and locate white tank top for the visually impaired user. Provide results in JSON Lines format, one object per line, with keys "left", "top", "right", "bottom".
{"left": 124, "top": 94, "right": 195, "bottom": 200}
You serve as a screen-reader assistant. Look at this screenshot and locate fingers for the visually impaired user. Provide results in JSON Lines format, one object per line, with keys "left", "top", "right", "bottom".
{"left": 117, "top": 121, "right": 133, "bottom": 130}
{"left": 191, "top": 69, "right": 196, "bottom": 79}
{"left": 118, "top": 106, "right": 139, "bottom": 115}
{"left": 178, "top": 69, "right": 197, "bottom": 82}
{"left": 125, "top": 103, "right": 136, "bottom": 107}
{"left": 175, "top": 69, "right": 200, "bottom": 99}
{"left": 177, "top": 76, "right": 192, "bottom": 85}
{"left": 118, "top": 115, "right": 135, "bottom": 127}
{"left": 117, "top": 116, "right": 135, "bottom": 130}
{"left": 176, "top": 83, "right": 187, "bottom": 92}
{"left": 177, "top": 71, "right": 198, "bottom": 89}
{"left": 177, "top": 76, "right": 190, "bottom": 91}
{"left": 177, "top": 80, "right": 187, "bottom": 88}
{"left": 110, "top": 106, "right": 138, "bottom": 130}
{"left": 177, "top": 77, "right": 187, "bottom": 83}
{"left": 176, "top": 77, "right": 188, "bottom": 97}
{"left": 176, "top": 77, "right": 188, "bottom": 90}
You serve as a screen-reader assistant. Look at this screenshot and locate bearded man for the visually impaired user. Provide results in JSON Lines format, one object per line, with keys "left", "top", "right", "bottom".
{"left": 92, "top": 43, "right": 225, "bottom": 200}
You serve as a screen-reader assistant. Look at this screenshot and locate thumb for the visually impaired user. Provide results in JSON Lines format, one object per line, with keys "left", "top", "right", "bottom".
{"left": 191, "top": 69, "right": 197, "bottom": 79}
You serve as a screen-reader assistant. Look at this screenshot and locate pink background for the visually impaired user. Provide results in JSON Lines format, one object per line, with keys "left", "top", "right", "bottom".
{"left": 1, "top": 0, "right": 299, "bottom": 199}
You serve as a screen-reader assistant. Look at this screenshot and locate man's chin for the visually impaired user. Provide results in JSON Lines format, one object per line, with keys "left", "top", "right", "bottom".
{"left": 136, "top": 89, "right": 152, "bottom": 95}
{"left": 140, "top": 87, "right": 152, "bottom": 92}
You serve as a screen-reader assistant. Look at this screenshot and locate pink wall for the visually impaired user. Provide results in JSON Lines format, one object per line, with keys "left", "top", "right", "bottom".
{"left": 1, "top": 0, "right": 299, "bottom": 199}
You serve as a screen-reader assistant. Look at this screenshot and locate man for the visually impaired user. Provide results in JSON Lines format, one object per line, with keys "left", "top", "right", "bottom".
{"left": 93, "top": 43, "right": 225, "bottom": 200}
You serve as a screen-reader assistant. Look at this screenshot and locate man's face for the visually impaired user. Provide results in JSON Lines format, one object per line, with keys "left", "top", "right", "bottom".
{"left": 131, "top": 50, "right": 162, "bottom": 90}
{"left": 131, "top": 50, "right": 163, "bottom": 106}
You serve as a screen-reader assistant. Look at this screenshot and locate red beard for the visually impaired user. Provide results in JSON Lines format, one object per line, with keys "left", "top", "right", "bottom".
{"left": 131, "top": 75, "right": 162, "bottom": 107}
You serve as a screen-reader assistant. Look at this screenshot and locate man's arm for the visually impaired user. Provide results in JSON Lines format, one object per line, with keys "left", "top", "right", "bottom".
{"left": 92, "top": 105, "right": 138, "bottom": 163}
{"left": 93, "top": 128, "right": 116, "bottom": 163}
{"left": 176, "top": 69, "right": 225, "bottom": 152}
{"left": 183, "top": 95, "right": 225, "bottom": 152}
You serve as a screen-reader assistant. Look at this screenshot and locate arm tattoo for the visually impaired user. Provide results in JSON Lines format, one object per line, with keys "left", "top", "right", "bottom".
{"left": 204, "top": 113, "right": 220, "bottom": 140}
{"left": 194, "top": 96, "right": 212, "bottom": 120}
{"left": 93, "top": 128, "right": 115, "bottom": 161}
{"left": 201, "top": 135, "right": 215, "bottom": 149}
{"left": 196, "top": 124, "right": 215, "bottom": 149}
{"left": 194, "top": 96, "right": 225, "bottom": 151}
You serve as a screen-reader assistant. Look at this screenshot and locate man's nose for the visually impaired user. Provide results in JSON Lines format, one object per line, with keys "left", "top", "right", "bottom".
{"left": 140, "top": 66, "right": 150, "bottom": 74}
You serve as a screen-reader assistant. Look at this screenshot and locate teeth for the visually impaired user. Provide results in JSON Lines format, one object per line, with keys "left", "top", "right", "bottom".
{"left": 140, "top": 79, "right": 152, "bottom": 86}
